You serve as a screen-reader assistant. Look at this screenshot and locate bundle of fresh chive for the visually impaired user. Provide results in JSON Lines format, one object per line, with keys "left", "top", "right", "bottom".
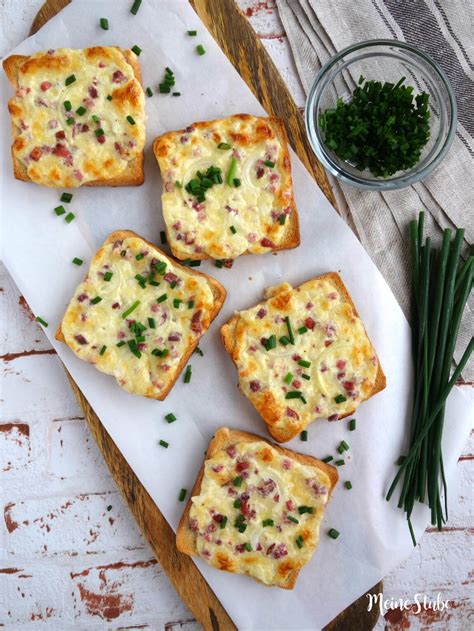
{"left": 386, "top": 212, "right": 473, "bottom": 545}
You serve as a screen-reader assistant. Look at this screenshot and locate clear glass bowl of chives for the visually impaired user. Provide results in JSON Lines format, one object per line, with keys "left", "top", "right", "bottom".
{"left": 305, "top": 40, "right": 457, "bottom": 190}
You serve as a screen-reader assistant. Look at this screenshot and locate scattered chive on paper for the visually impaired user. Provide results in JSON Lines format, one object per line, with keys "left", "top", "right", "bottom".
{"left": 160, "top": 231, "right": 167, "bottom": 244}
{"left": 159, "top": 439, "right": 169, "bottom": 448}
{"left": 178, "top": 488, "right": 187, "bottom": 501}
{"left": 172, "top": 92, "right": 181, "bottom": 97}
{"left": 60, "top": 192, "right": 73, "bottom": 203}
{"left": 184, "top": 365, "right": 192, "bottom": 383}
{"left": 54, "top": 205, "right": 66, "bottom": 216}
{"left": 146, "top": 87, "right": 153, "bottom": 97}
{"left": 187, "top": 30, "right": 197, "bottom": 36}
{"left": 130, "top": 0, "right": 142, "bottom": 15}
{"left": 99, "top": 17, "right": 109, "bottom": 30}
{"left": 65, "top": 212, "right": 75, "bottom": 223}
{"left": 344, "top": 481, "right": 353, "bottom": 490}
{"left": 322, "top": 455, "right": 333, "bottom": 463}
{"left": 349, "top": 418, "right": 356, "bottom": 431}
{"left": 165, "top": 413, "right": 177, "bottom": 423}
{"left": 335, "top": 459, "right": 345, "bottom": 466}
{"left": 131, "top": 44, "right": 142, "bottom": 56}
{"left": 300, "top": 430, "right": 308, "bottom": 442}
{"left": 328, "top": 528, "right": 340, "bottom": 540}
{"left": 72, "top": 257, "right": 83, "bottom": 266}
{"left": 35, "top": 316, "right": 48, "bottom": 327}
{"left": 194, "top": 346, "right": 204, "bottom": 357}
{"left": 196, "top": 44, "right": 206, "bottom": 56}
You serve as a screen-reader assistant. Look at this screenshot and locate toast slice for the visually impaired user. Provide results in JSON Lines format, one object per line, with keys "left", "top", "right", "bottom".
{"left": 56, "top": 230, "right": 226, "bottom": 400}
{"left": 221, "top": 273, "right": 386, "bottom": 442}
{"left": 176, "top": 427, "right": 338, "bottom": 589}
{"left": 153, "top": 113, "right": 300, "bottom": 261}
{"left": 3, "top": 47, "right": 145, "bottom": 187}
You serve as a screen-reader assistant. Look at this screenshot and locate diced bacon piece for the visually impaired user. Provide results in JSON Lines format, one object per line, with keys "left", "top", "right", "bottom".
{"left": 282, "top": 459, "right": 293, "bottom": 471}
{"left": 83, "top": 97, "right": 95, "bottom": 109}
{"left": 249, "top": 380, "right": 261, "bottom": 392}
{"left": 324, "top": 340, "right": 333, "bottom": 347}
{"left": 30, "top": 147, "right": 42, "bottom": 161}
{"left": 179, "top": 135, "right": 189, "bottom": 144}
{"left": 55, "top": 130, "right": 66, "bottom": 140}
{"left": 202, "top": 549, "right": 211, "bottom": 558}
{"left": 53, "top": 143, "right": 71, "bottom": 158}
{"left": 40, "top": 81, "right": 52, "bottom": 91}
{"left": 114, "top": 141, "right": 124, "bottom": 156}
{"left": 305, "top": 317, "right": 315, "bottom": 330}
{"left": 73, "top": 169, "right": 83, "bottom": 181}
{"left": 247, "top": 233, "right": 257, "bottom": 243}
{"left": 223, "top": 259, "right": 234, "bottom": 269}
{"left": 248, "top": 345, "right": 257, "bottom": 352}
{"left": 226, "top": 445, "right": 237, "bottom": 458}
{"left": 285, "top": 407, "right": 299, "bottom": 419}
{"left": 48, "top": 119, "right": 58, "bottom": 129}
{"left": 306, "top": 302, "right": 314, "bottom": 310}
{"left": 256, "top": 308, "right": 267, "bottom": 319}
{"left": 273, "top": 494, "right": 280, "bottom": 502}
{"left": 225, "top": 204, "right": 238, "bottom": 215}
{"left": 235, "top": 544, "right": 245, "bottom": 554}
{"left": 337, "top": 372, "right": 346, "bottom": 380}
{"left": 112, "top": 303, "right": 120, "bottom": 309}
{"left": 343, "top": 380, "right": 356, "bottom": 392}
{"left": 97, "top": 134, "right": 106, "bottom": 144}
{"left": 206, "top": 522, "right": 217, "bottom": 533}
{"left": 164, "top": 272, "right": 179, "bottom": 285}
{"left": 260, "top": 238, "right": 275, "bottom": 248}
{"left": 292, "top": 354, "right": 302, "bottom": 362}
{"left": 307, "top": 479, "right": 327, "bottom": 496}
{"left": 328, "top": 414, "right": 339, "bottom": 422}
{"left": 320, "top": 363, "right": 328, "bottom": 372}
{"left": 256, "top": 543, "right": 263, "bottom": 551}
{"left": 292, "top": 380, "right": 301, "bottom": 389}
{"left": 328, "top": 292, "right": 338, "bottom": 300}
{"left": 256, "top": 167, "right": 265, "bottom": 179}
{"left": 112, "top": 69, "right": 125, "bottom": 83}
{"left": 286, "top": 499, "right": 296, "bottom": 511}
{"left": 266, "top": 543, "right": 275, "bottom": 556}
{"left": 77, "top": 293, "right": 88, "bottom": 302}
{"left": 168, "top": 332, "right": 182, "bottom": 342}
{"left": 74, "top": 334, "right": 88, "bottom": 345}
{"left": 336, "top": 360, "right": 346, "bottom": 370}
{"left": 212, "top": 513, "right": 225, "bottom": 523}
{"left": 257, "top": 479, "right": 276, "bottom": 496}
{"left": 189, "top": 518, "right": 199, "bottom": 532}
{"left": 191, "top": 310, "right": 202, "bottom": 334}
{"left": 212, "top": 464, "right": 224, "bottom": 473}
{"left": 88, "top": 85, "right": 98, "bottom": 98}
{"left": 192, "top": 201, "right": 205, "bottom": 212}
{"left": 236, "top": 460, "right": 250, "bottom": 473}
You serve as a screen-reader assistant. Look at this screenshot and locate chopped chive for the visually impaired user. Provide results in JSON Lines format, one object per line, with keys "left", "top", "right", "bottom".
{"left": 264, "top": 160, "right": 275, "bottom": 168}
{"left": 196, "top": 44, "right": 206, "bottom": 56}
{"left": 65, "top": 212, "right": 75, "bottom": 223}
{"left": 135, "top": 253, "right": 144, "bottom": 261}
{"left": 287, "top": 515, "right": 299, "bottom": 524}
{"left": 328, "top": 528, "right": 340, "bottom": 540}
{"left": 76, "top": 106, "right": 86, "bottom": 116}
{"left": 159, "top": 84, "right": 171, "bottom": 93}
{"left": 183, "top": 365, "right": 192, "bottom": 383}
{"left": 103, "top": 271, "right": 113, "bottom": 282}
{"left": 126, "top": 115, "right": 136, "bottom": 125}
{"left": 189, "top": 260, "right": 201, "bottom": 267}
{"left": 64, "top": 100, "right": 72, "bottom": 111}
{"left": 120, "top": 250, "right": 126, "bottom": 257}
{"left": 349, "top": 419, "right": 356, "bottom": 431}
{"left": 264, "top": 335, "right": 276, "bottom": 351}
{"left": 94, "top": 128, "right": 105, "bottom": 137}
{"left": 147, "top": 317, "right": 156, "bottom": 329}
{"left": 298, "top": 505, "right": 314, "bottom": 515}
{"left": 172, "top": 92, "right": 181, "bottom": 97}
{"left": 278, "top": 214, "right": 286, "bottom": 225}
{"left": 160, "top": 231, "right": 167, "bottom": 244}
{"left": 157, "top": 294, "right": 167, "bottom": 304}
{"left": 35, "top": 316, "right": 48, "bottom": 327}
{"left": 170, "top": 280, "right": 177, "bottom": 289}
{"left": 322, "top": 455, "right": 333, "bottom": 463}
{"left": 300, "top": 430, "right": 308, "bottom": 441}
{"left": 54, "top": 205, "right": 66, "bottom": 216}
{"left": 66, "top": 117, "right": 75, "bottom": 126}
{"left": 233, "top": 499, "right": 241, "bottom": 509}
{"left": 91, "top": 115, "right": 100, "bottom": 123}
{"left": 298, "top": 359, "right": 311, "bottom": 368}
{"left": 344, "top": 481, "right": 353, "bottom": 490}
{"left": 146, "top": 87, "right": 153, "bottom": 97}
{"left": 298, "top": 326, "right": 308, "bottom": 335}
{"left": 220, "top": 515, "right": 228, "bottom": 529}
{"left": 337, "top": 444, "right": 345, "bottom": 455}
{"left": 152, "top": 348, "right": 168, "bottom": 357}
{"left": 279, "top": 335, "right": 290, "bottom": 346}
{"left": 99, "top": 345, "right": 107, "bottom": 356}
{"left": 91, "top": 296, "right": 102, "bottom": 305}
{"left": 60, "top": 192, "right": 73, "bottom": 203}
{"left": 130, "top": 0, "right": 142, "bottom": 14}
{"left": 173, "top": 299, "right": 181, "bottom": 309}
{"left": 187, "top": 30, "right": 197, "bottom": 36}
{"left": 72, "top": 257, "right": 83, "bottom": 266}
{"left": 295, "top": 535, "right": 304, "bottom": 549}
{"left": 159, "top": 439, "right": 169, "bottom": 448}
{"left": 175, "top": 180, "right": 182, "bottom": 189}
{"left": 153, "top": 261, "right": 167, "bottom": 275}
{"left": 233, "top": 178, "right": 241, "bottom": 187}
{"left": 187, "top": 300, "right": 195, "bottom": 309}
{"left": 131, "top": 45, "right": 142, "bottom": 56}
{"left": 230, "top": 225, "right": 237, "bottom": 235}
{"left": 341, "top": 440, "right": 349, "bottom": 451}
{"left": 262, "top": 519, "right": 274, "bottom": 527}
{"left": 165, "top": 413, "right": 177, "bottom": 423}
{"left": 106, "top": 94, "right": 112, "bottom": 101}
{"left": 226, "top": 157, "right": 238, "bottom": 186}
{"left": 99, "top": 17, "right": 109, "bottom": 30}
{"left": 233, "top": 476, "right": 242, "bottom": 487}
{"left": 302, "top": 373, "right": 311, "bottom": 380}
{"left": 243, "top": 542, "right": 252, "bottom": 552}
{"left": 121, "top": 300, "right": 140, "bottom": 318}
{"left": 334, "top": 394, "right": 347, "bottom": 404}
{"left": 65, "top": 74, "right": 76, "bottom": 86}
{"left": 116, "top": 341, "right": 126, "bottom": 347}
{"left": 178, "top": 488, "right": 187, "bottom": 501}
{"left": 284, "top": 372, "right": 293, "bottom": 385}
{"left": 335, "top": 459, "right": 345, "bottom": 466}
{"left": 285, "top": 391, "right": 302, "bottom": 400}
{"left": 285, "top": 316, "right": 295, "bottom": 344}
{"left": 217, "top": 142, "right": 231, "bottom": 150}
{"left": 194, "top": 346, "right": 204, "bottom": 357}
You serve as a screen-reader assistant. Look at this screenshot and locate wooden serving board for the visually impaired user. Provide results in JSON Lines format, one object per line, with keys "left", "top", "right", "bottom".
{"left": 29, "top": 2, "right": 381, "bottom": 630}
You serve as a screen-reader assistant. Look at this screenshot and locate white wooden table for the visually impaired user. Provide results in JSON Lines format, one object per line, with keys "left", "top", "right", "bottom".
{"left": 1, "top": 1, "right": 472, "bottom": 629}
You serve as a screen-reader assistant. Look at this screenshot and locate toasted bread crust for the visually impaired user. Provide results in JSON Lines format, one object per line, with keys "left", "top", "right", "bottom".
{"left": 152, "top": 114, "right": 300, "bottom": 261}
{"left": 176, "top": 427, "right": 338, "bottom": 589}
{"left": 2, "top": 49, "right": 145, "bottom": 187}
{"left": 221, "top": 272, "right": 386, "bottom": 442}
{"left": 55, "top": 230, "right": 226, "bottom": 400}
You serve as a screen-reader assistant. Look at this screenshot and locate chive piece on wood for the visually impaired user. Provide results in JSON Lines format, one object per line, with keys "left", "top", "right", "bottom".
{"left": 35, "top": 316, "right": 48, "bottom": 327}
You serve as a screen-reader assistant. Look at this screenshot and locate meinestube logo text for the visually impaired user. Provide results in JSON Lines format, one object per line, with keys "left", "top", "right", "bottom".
{"left": 367, "top": 592, "right": 451, "bottom": 616}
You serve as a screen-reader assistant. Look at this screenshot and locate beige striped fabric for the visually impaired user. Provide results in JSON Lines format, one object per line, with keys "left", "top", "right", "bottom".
{"left": 276, "top": 0, "right": 473, "bottom": 378}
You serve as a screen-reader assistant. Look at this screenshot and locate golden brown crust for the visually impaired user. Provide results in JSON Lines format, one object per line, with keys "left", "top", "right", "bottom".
{"left": 221, "top": 272, "right": 386, "bottom": 442}
{"left": 2, "top": 49, "right": 145, "bottom": 187}
{"left": 176, "top": 427, "right": 338, "bottom": 589}
{"left": 152, "top": 114, "right": 300, "bottom": 261}
{"left": 55, "top": 230, "right": 226, "bottom": 401}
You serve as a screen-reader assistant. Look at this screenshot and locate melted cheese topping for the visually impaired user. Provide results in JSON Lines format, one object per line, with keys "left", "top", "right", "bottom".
{"left": 8, "top": 47, "right": 145, "bottom": 187}
{"left": 154, "top": 114, "right": 295, "bottom": 259}
{"left": 189, "top": 439, "right": 330, "bottom": 586}
{"left": 231, "top": 277, "right": 379, "bottom": 438}
{"left": 61, "top": 236, "right": 215, "bottom": 398}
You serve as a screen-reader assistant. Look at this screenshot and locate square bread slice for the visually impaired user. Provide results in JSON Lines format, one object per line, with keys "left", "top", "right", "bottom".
{"left": 153, "top": 113, "right": 300, "bottom": 261}
{"left": 55, "top": 230, "right": 226, "bottom": 400}
{"left": 221, "top": 273, "right": 386, "bottom": 442}
{"left": 176, "top": 427, "right": 338, "bottom": 589}
{"left": 3, "top": 47, "right": 145, "bottom": 187}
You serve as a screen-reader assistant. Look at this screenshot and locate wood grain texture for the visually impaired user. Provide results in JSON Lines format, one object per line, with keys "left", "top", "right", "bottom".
{"left": 27, "top": 2, "right": 378, "bottom": 630}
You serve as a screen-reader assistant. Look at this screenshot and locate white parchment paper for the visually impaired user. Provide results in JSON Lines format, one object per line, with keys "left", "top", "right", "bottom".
{"left": 1, "top": 2, "right": 473, "bottom": 629}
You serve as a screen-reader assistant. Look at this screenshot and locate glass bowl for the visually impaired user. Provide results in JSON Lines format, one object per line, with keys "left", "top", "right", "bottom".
{"left": 305, "top": 40, "right": 457, "bottom": 190}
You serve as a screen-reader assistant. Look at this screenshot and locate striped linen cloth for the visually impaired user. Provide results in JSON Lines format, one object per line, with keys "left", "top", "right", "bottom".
{"left": 276, "top": 0, "right": 473, "bottom": 378}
